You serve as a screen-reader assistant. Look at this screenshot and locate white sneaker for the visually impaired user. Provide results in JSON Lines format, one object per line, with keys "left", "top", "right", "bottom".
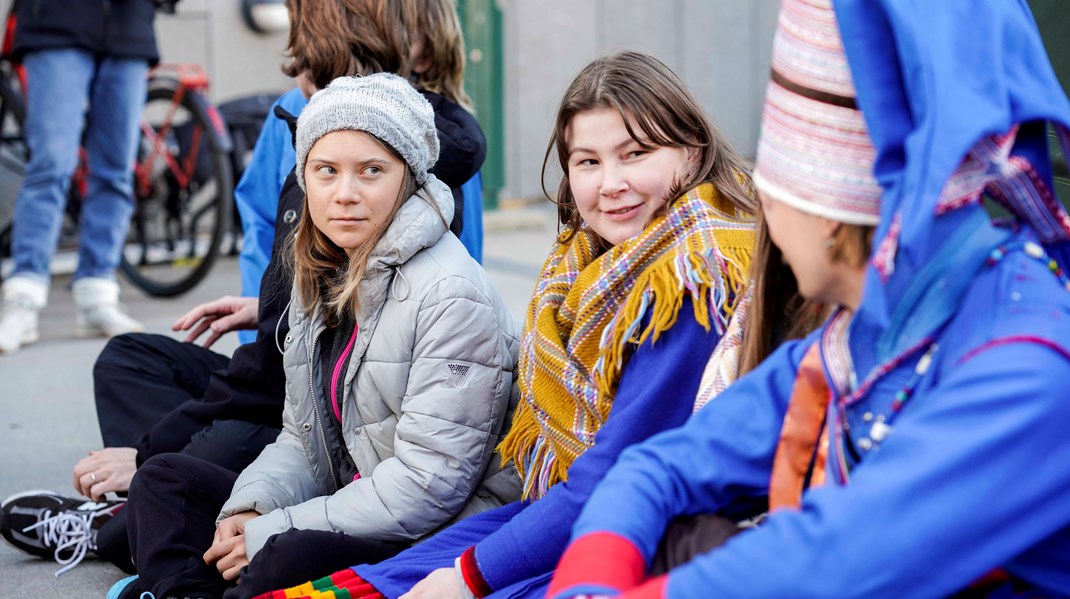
{"left": 71, "top": 277, "right": 144, "bottom": 338}
{"left": 0, "top": 277, "right": 47, "bottom": 355}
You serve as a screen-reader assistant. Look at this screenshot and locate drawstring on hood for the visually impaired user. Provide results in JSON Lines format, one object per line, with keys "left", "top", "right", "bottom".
{"left": 390, "top": 269, "right": 411, "bottom": 302}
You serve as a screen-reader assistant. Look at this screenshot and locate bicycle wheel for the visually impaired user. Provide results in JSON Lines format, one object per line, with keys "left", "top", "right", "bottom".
{"left": 0, "top": 71, "right": 27, "bottom": 268}
{"left": 120, "top": 77, "right": 234, "bottom": 297}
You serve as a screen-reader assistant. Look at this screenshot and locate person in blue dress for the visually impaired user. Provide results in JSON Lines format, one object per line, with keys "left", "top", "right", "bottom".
{"left": 548, "top": 0, "right": 1070, "bottom": 597}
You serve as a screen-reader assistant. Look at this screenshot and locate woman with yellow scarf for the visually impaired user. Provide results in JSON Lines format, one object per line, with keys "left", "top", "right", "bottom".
{"left": 257, "top": 50, "right": 761, "bottom": 599}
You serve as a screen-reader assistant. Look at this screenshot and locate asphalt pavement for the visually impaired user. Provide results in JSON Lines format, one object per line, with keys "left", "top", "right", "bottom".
{"left": 0, "top": 206, "right": 556, "bottom": 598}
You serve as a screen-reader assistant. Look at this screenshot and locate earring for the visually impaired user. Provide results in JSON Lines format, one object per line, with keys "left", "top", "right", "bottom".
{"left": 824, "top": 238, "right": 835, "bottom": 249}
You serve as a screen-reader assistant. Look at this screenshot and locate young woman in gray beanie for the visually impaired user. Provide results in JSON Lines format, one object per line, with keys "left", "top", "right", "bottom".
{"left": 107, "top": 72, "right": 521, "bottom": 599}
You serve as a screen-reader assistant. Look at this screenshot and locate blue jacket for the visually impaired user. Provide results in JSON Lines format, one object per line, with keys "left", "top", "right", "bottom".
{"left": 557, "top": 0, "right": 1070, "bottom": 597}
{"left": 570, "top": 224, "right": 1070, "bottom": 597}
{"left": 234, "top": 88, "right": 306, "bottom": 314}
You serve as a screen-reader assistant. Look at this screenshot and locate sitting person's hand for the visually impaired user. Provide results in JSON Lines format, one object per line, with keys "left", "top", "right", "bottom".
{"left": 72, "top": 447, "right": 138, "bottom": 501}
{"left": 400, "top": 567, "right": 467, "bottom": 599}
{"left": 204, "top": 510, "right": 259, "bottom": 581}
{"left": 172, "top": 295, "right": 259, "bottom": 348}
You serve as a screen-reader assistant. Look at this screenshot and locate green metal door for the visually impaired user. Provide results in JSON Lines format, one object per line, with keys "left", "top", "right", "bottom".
{"left": 458, "top": 0, "right": 504, "bottom": 209}
{"left": 1028, "top": 0, "right": 1070, "bottom": 203}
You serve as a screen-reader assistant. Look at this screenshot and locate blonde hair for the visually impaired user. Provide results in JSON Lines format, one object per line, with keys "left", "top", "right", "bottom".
{"left": 412, "top": 0, "right": 473, "bottom": 111}
{"left": 288, "top": 134, "right": 418, "bottom": 325}
{"left": 542, "top": 51, "right": 757, "bottom": 245}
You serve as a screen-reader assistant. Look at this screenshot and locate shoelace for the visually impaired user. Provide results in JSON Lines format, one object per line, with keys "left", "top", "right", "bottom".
{"left": 23, "top": 505, "right": 111, "bottom": 577}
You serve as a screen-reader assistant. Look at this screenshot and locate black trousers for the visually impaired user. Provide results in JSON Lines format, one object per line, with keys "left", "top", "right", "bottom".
{"left": 123, "top": 454, "right": 406, "bottom": 599}
{"left": 92, "top": 333, "right": 280, "bottom": 573}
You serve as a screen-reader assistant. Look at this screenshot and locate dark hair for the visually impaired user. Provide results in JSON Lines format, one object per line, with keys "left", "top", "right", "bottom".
{"left": 541, "top": 51, "right": 757, "bottom": 245}
{"left": 283, "top": 0, "right": 415, "bottom": 90}
{"left": 412, "top": 0, "right": 472, "bottom": 110}
{"left": 739, "top": 213, "right": 827, "bottom": 375}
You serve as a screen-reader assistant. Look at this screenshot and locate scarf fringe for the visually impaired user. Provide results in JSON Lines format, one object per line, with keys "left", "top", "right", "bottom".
{"left": 496, "top": 405, "right": 573, "bottom": 499}
{"left": 499, "top": 184, "right": 754, "bottom": 501}
{"left": 594, "top": 244, "right": 751, "bottom": 408}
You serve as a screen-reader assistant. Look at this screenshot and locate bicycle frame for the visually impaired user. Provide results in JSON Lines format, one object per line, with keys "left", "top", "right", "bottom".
{"left": 135, "top": 64, "right": 224, "bottom": 198}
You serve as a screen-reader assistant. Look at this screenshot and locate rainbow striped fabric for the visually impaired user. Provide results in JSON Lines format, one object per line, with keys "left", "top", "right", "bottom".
{"left": 253, "top": 568, "right": 381, "bottom": 599}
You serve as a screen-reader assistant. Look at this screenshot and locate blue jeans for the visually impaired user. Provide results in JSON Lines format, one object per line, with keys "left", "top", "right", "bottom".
{"left": 10, "top": 48, "right": 148, "bottom": 284}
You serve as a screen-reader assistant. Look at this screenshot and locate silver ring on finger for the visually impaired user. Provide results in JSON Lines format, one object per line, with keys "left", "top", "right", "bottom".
{"left": 90, "top": 472, "right": 98, "bottom": 483}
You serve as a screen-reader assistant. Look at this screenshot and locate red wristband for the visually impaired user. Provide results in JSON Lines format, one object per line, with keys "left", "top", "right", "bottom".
{"left": 459, "top": 546, "right": 494, "bottom": 598}
{"left": 548, "top": 532, "right": 647, "bottom": 598}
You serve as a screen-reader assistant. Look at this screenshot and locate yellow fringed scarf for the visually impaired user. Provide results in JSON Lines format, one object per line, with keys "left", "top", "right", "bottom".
{"left": 499, "top": 183, "right": 754, "bottom": 499}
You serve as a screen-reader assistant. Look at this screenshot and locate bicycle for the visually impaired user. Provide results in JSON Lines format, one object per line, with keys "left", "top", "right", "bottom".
{"left": 0, "top": 9, "right": 235, "bottom": 298}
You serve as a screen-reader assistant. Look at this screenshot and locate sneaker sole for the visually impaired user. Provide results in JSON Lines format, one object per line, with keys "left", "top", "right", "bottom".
{"left": 0, "top": 331, "right": 38, "bottom": 355}
{"left": 74, "top": 326, "right": 105, "bottom": 339}
{"left": 74, "top": 326, "right": 145, "bottom": 339}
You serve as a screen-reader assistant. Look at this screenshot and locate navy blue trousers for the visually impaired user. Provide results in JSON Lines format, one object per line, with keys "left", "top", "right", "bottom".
{"left": 124, "top": 454, "right": 405, "bottom": 599}
{"left": 92, "top": 333, "right": 280, "bottom": 573}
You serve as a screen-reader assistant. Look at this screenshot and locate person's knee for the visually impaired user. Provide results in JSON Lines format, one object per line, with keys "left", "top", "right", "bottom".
{"left": 132, "top": 453, "right": 198, "bottom": 494}
{"left": 260, "top": 529, "right": 344, "bottom": 558}
{"left": 93, "top": 333, "right": 151, "bottom": 376}
{"left": 184, "top": 421, "right": 279, "bottom": 471}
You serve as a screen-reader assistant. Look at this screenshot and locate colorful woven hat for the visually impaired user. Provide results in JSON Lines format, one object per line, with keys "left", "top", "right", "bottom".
{"left": 753, "top": 0, "right": 881, "bottom": 226}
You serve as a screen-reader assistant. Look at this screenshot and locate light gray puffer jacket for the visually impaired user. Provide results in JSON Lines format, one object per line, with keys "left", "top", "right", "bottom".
{"left": 219, "top": 179, "right": 521, "bottom": 558}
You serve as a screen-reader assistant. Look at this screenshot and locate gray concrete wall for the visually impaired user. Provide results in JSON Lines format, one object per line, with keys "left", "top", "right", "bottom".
{"left": 156, "top": 0, "right": 293, "bottom": 103}
{"left": 0, "top": 0, "right": 780, "bottom": 204}
{"left": 501, "top": 0, "right": 780, "bottom": 201}
{"left": 0, "top": 0, "right": 295, "bottom": 102}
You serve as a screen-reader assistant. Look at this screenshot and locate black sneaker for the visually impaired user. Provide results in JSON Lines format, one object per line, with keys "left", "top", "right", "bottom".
{"left": 0, "top": 489, "right": 125, "bottom": 576}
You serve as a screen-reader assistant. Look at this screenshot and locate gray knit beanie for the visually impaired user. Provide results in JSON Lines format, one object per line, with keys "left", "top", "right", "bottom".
{"left": 295, "top": 73, "right": 439, "bottom": 192}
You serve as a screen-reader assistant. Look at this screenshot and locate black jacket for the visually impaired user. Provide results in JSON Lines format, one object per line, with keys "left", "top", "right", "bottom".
{"left": 133, "top": 92, "right": 487, "bottom": 465}
{"left": 421, "top": 90, "right": 487, "bottom": 237}
{"left": 133, "top": 173, "right": 299, "bottom": 465}
{"left": 13, "top": 0, "right": 160, "bottom": 64}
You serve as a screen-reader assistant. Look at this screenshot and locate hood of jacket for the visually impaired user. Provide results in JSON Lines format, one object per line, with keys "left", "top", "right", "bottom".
{"left": 832, "top": 0, "right": 1070, "bottom": 374}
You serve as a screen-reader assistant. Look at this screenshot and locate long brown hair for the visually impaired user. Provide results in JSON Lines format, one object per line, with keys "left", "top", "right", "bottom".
{"left": 283, "top": 0, "right": 416, "bottom": 90}
{"left": 541, "top": 51, "right": 757, "bottom": 245}
{"left": 412, "top": 0, "right": 473, "bottom": 111}
{"left": 288, "top": 134, "right": 419, "bottom": 326}
{"left": 738, "top": 213, "right": 827, "bottom": 375}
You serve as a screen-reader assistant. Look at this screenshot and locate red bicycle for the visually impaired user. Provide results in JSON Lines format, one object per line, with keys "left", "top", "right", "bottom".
{"left": 0, "top": 13, "right": 235, "bottom": 297}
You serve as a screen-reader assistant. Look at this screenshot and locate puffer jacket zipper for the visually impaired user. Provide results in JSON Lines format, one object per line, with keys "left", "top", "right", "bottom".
{"left": 308, "top": 336, "right": 337, "bottom": 490}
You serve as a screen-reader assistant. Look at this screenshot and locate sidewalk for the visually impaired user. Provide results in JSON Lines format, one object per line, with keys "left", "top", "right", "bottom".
{"left": 0, "top": 206, "right": 556, "bottom": 598}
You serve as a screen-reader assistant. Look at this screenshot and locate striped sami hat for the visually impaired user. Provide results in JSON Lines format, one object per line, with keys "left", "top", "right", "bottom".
{"left": 753, "top": 0, "right": 881, "bottom": 226}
